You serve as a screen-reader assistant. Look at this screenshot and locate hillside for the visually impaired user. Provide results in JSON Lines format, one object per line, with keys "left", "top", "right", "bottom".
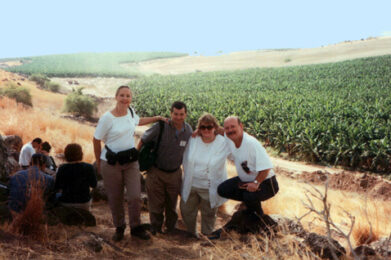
{"left": 124, "top": 36, "right": 391, "bottom": 75}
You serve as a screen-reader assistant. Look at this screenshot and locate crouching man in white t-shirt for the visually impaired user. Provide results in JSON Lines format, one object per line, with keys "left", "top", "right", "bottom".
{"left": 217, "top": 116, "right": 279, "bottom": 217}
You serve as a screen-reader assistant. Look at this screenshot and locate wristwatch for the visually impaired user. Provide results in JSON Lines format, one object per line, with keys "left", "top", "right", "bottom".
{"left": 253, "top": 180, "right": 259, "bottom": 184}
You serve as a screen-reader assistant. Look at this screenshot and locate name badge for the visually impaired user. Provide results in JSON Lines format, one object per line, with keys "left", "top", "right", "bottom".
{"left": 180, "top": 140, "right": 187, "bottom": 147}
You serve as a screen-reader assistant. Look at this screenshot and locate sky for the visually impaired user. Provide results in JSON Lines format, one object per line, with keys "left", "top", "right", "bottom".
{"left": 0, "top": 0, "right": 390, "bottom": 59}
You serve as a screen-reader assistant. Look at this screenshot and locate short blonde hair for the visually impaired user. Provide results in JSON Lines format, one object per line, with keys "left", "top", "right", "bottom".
{"left": 196, "top": 113, "right": 220, "bottom": 130}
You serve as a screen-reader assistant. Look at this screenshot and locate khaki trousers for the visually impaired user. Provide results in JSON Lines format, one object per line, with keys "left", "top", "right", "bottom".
{"left": 101, "top": 160, "right": 141, "bottom": 228}
{"left": 145, "top": 166, "right": 182, "bottom": 230}
{"left": 180, "top": 187, "right": 217, "bottom": 235}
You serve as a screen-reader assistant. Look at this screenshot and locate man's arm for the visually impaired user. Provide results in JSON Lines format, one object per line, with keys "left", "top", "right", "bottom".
{"left": 242, "top": 169, "right": 271, "bottom": 192}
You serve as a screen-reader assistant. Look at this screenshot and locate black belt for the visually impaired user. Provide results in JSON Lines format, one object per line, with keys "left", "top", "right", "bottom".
{"left": 156, "top": 166, "right": 179, "bottom": 173}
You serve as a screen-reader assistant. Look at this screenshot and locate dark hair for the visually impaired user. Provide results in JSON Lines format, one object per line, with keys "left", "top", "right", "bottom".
{"left": 31, "top": 153, "right": 47, "bottom": 166}
{"left": 170, "top": 101, "right": 187, "bottom": 113}
{"left": 41, "top": 142, "right": 51, "bottom": 153}
{"left": 32, "top": 138, "right": 42, "bottom": 144}
{"left": 115, "top": 85, "right": 131, "bottom": 97}
{"left": 64, "top": 143, "right": 83, "bottom": 162}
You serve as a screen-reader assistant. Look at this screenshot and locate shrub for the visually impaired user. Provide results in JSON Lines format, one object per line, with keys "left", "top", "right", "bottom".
{"left": 29, "top": 73, "right": 49, "bottom": 87}
{"left": 43, "top": 81, "right": 60, "bottom": 93}
{"left": 0, "top": 84, "right": 32, "bottom": 106}
{"left": 63, "top": 88, "right": 97, "bottom": 118}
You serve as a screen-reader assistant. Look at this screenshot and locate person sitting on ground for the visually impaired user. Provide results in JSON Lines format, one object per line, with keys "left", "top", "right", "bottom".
{"left": 55, "top": 143, "right": 97, "bottom": 211}
{"left": 8, "top": 153, "right": 55, "bottom": 213}
{"left": 19, "top": 137, "right": 42, "bottom": 169}
{"left": 41, "top": 141, "right": 57, "bottom": 176}
{"left": 181, "top": 113, "right": 229, "bottom": 237}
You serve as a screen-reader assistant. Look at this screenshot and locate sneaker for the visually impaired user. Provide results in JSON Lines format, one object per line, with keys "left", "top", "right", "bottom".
{"left": 112, "top": 225, "right": 125, "bottom": 242}
{"left": 131, "top": 225, "right": 151, "bottom": 240}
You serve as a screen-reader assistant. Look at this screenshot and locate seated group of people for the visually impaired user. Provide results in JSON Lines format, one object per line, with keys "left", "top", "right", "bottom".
{"left": 8, "top": 140, "right": 97, "bottom": 214}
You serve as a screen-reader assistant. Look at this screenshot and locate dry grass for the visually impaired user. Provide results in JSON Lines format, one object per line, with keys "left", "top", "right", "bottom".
{"left": 0, "top": 69, "right": 65, "bottom": 111}
{"left": 10, "top": 183, "right": 46, "bottom": 242}
{"left": 0, "top": 97, "right": 95, "bottom": 163}
{"left": 258, "top": 175, "right": 391, "bottom": 247}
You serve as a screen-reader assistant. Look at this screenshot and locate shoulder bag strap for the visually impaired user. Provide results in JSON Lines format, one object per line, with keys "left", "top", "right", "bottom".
{"left": 155, "top": 120, "right": 164, "bottom": 151}
{"left": 128, "top": 107, "right": 134, "bottom": 118}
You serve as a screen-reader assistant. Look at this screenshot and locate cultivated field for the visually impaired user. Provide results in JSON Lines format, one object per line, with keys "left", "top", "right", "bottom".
{"left": 130, "top": 55, "right": 391, "bottom": 173}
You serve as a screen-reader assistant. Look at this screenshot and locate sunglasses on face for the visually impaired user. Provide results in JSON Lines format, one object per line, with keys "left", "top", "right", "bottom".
{"left": 199, "top": 125, "right": 214, "bottom": 130}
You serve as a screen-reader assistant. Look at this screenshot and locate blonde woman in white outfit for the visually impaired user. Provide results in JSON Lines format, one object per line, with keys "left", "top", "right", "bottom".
{"left": 93, "top": 85, "right": 165, "bottom": 242}
{"left": 181, "top": 113, "right": 229, "bottom": 237}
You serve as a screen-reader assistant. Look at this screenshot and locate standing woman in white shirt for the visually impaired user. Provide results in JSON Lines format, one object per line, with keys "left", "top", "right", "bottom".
{"left": 181, "top": 113, "right": 229, "bottom": 237}
{"left": 93, "top": 85, "right": 164, "bottom": 242}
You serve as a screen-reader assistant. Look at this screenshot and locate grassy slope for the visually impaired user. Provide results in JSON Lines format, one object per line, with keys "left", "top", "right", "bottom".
{"left": 2, "top": 52, "right": 187, "bottom": 77}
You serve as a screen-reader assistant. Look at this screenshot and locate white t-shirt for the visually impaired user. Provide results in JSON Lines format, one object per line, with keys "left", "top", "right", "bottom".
{"left": 19, "top": 142, "right": 35, "bottom": 166}
{"left": 225, "top": 132, "right": 275, "bottom": 182}
{"left": 191, "top": 137, "right": 229, "bottom": 189}
{"left": 94, "top": 109, "right": 140, "bottom": 161}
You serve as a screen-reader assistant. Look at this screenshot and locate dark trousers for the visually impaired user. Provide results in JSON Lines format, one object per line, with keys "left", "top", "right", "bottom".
{"left": 217, "top": 175, "right": 279, "bottom": 215}
{"left": 146, "top": 166, "right": 182, "bottom": 231}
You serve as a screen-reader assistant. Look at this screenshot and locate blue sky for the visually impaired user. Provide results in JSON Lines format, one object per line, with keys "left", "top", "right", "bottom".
{"left": 0, "top": 0, "right": 390, "bottom": 58}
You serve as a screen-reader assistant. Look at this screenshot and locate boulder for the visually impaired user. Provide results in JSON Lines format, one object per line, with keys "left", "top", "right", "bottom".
{"left": 304, "top": 232, "right": 346, "bottom": 259}
{"left": 223, "top": 209, "right": 278, "bottom": 235}
{"left": 369, "top": 237, "right": 391, "bottom": 258}
{"left": 46, "top": 206, "right": 96, "bottom": 226}
{"left": 0, "top": 135, "right": 22, "bottom": 182}
{"left": 0, "top": 136, "right": 8, "bottom": 182}
{"left": 353, "top": 245, "right": 377, "bottom": 258}
{"left": 0, "top": 183, "right": 9, "bottom": 202}
{"left": 0, "top": 203, "right": 12, "bottom": 224}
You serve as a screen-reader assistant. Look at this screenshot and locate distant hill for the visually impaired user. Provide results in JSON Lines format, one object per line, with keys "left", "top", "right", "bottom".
{"left": 0, "top": 52, "right": 187, "bottom": 78}
{"left": 1, "top": 37, "right": 390, "bottom": 78}
{"left": 124, "top": 36, "right": 391, "bottom": 75}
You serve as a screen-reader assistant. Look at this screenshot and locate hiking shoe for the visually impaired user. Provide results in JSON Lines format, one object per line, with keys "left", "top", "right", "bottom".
{"left": 112, "top": 225, "right": 125, "bottom": 242}
{"left": 150, "top": 225, "right": 163, "bottom": 235}
{"left": 131, "top": 225, "right": 151, "bottom": 240}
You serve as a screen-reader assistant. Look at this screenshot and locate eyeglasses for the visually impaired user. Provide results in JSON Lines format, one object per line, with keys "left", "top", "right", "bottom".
{"left": 199, "top": 125, "right": 214, "bottom": 130}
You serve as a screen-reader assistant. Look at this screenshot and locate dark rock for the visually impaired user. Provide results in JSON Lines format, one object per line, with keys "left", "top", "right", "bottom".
{"left": 0, "top": 136, "right": 9, "bottom": 182}
{"left": 0, "top": 183, "right": 9, "bottom": 202}
{"left": 0, "top": 203, "right": 12, "bottom": 224}
{"left": 46, "top": 206, "right": 96, "bottom": 226}
{"left": 370, "top": 237, "right": 391, "bottom": 257}
{"left": 353, "top": 245, "right": 376, "bottom": 258}
{"left": 223, "top": 209, "right": 278, "bottom": 235}
{"left": 304, "top": 232, "right": 346, "bottom": 259}
{"left": 85, "top": 235, "right": 103, "bottom": 252}
{"left": 270, "top": 214, "right": 307, "bottom": 238}
{"left": 0, "top": 135, "right": 23, "bottom": 182}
